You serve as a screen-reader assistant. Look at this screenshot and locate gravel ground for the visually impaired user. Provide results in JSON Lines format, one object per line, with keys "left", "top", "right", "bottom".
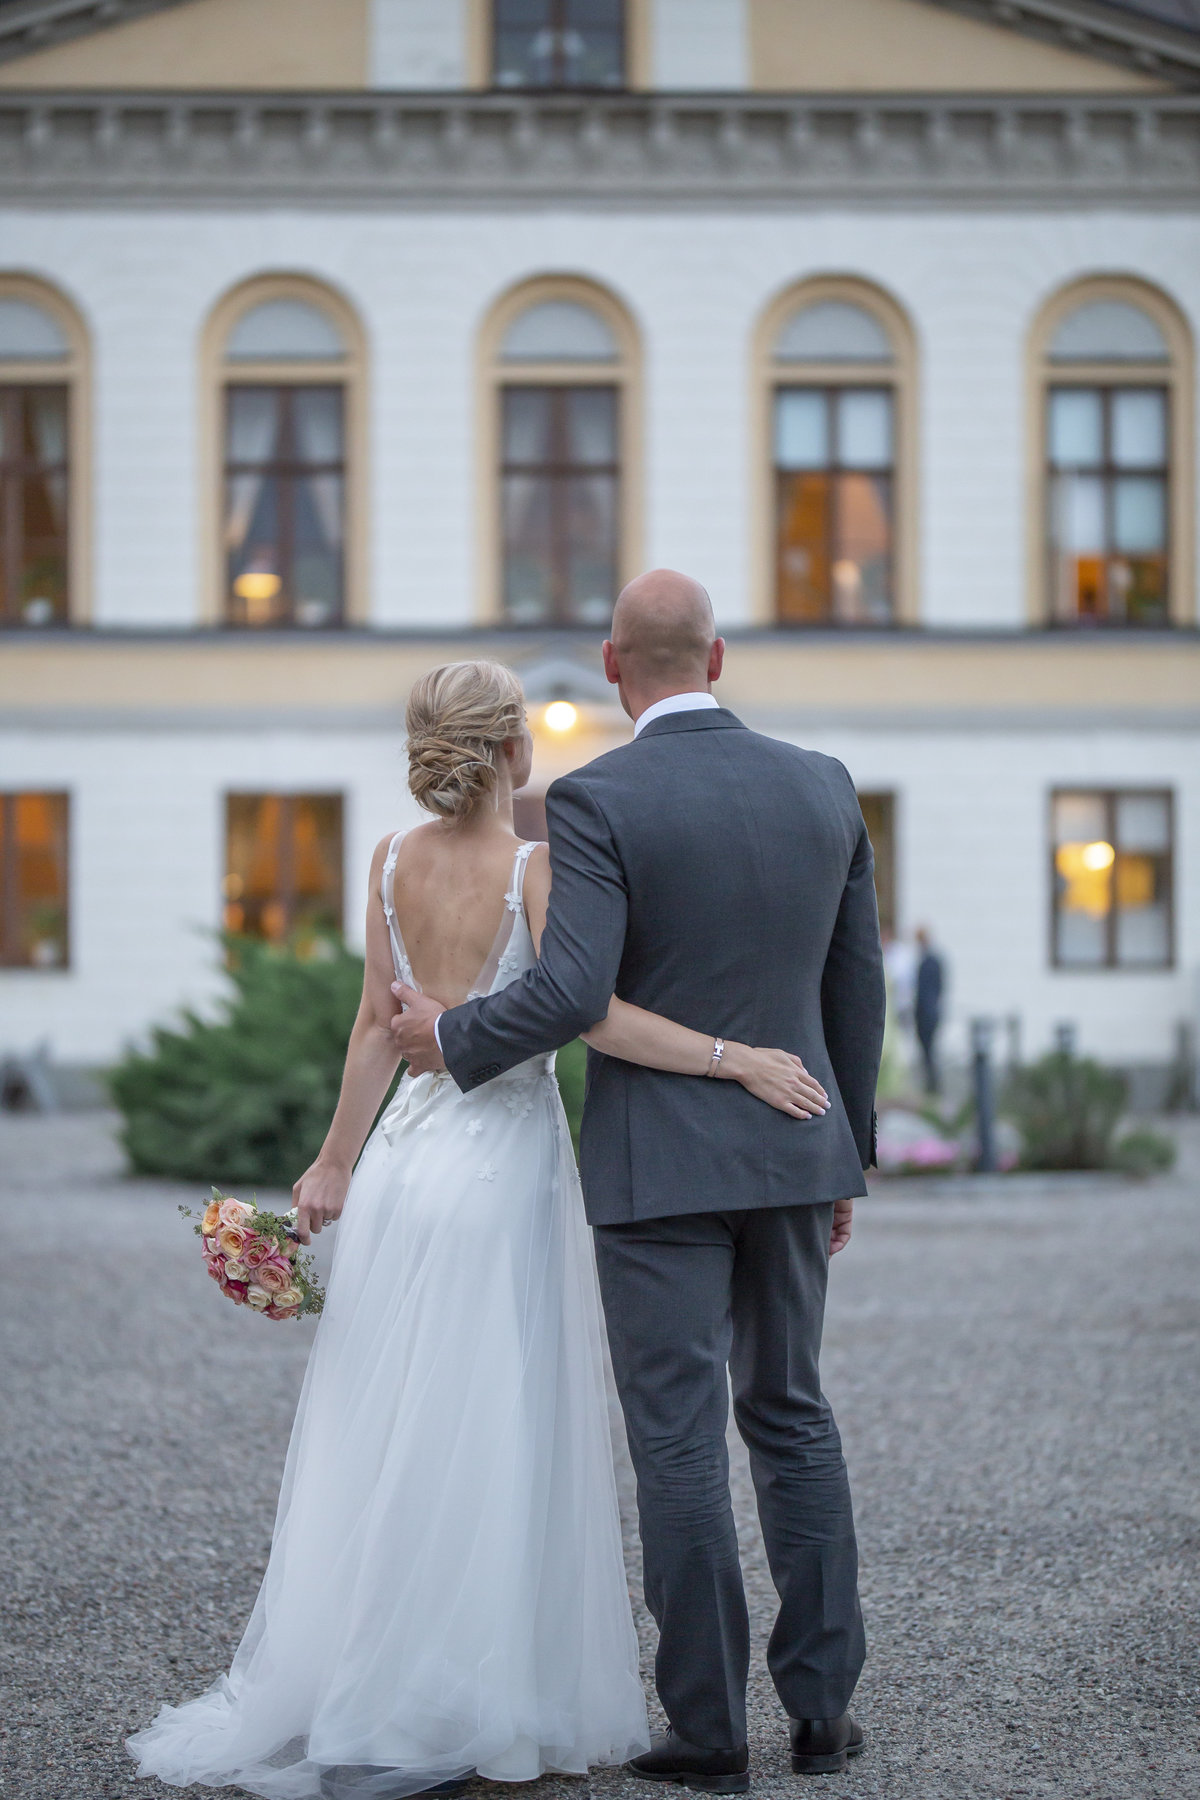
{"left": 1, "top": 1111, "right": 1197, "bottom": 1800}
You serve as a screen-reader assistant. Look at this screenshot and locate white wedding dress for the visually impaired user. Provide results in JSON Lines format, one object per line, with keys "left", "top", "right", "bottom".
{"left": 129, "top": 836, "right": 649, "bottom": 1800}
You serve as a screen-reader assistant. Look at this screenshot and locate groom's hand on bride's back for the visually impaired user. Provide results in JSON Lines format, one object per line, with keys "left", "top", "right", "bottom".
{"left": 389, "top": 983, "right": 447, "bottom": 1076}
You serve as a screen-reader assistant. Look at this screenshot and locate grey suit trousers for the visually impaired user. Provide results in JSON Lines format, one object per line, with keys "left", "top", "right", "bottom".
{"left": 593, "top": 1202, "right": 865, "bottom": 1749}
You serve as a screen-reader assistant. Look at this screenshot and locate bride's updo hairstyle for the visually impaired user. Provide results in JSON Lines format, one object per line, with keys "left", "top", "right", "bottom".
{"left": 406, "top": 660, "right": 526, "bottom": 821}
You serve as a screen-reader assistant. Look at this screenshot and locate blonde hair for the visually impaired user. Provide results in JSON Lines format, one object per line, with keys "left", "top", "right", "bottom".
{"left": 406, "top": 660, "right": 526, "bottom": 820}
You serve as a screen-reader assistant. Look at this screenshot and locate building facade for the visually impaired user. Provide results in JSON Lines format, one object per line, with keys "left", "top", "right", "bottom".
{"left": 0, "top": 0, "right": 1198, "bottom": 1084}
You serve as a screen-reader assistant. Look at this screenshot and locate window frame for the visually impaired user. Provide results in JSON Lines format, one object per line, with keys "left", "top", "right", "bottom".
{"left": 479, "top": 275, "right": 641, "bottom": 626}
{"left": 1029, "top": 276, "right": 1194, "bottom": 629}
{"left": 0, "top": 277, "right": 89, "bottom": 629}
{"left": 1048, "top": 785, "right": 1175, "bottom": 973}
{"left": 772, "top": 381, "right": 896, "bottom": 627}
{"left": 202, "top": 276, "right": 366, "bottom": 629}
{"left": 0, "top": 791, "right": 70, "bottom": 971}
{"left": 754, "top": 277, "right": 917, "bottom": 628}
{"left": 223, "top": 792, "right": 345, "bottom": 944}
{"left": 490, "top": 0, "right": 627, "bottom": 91}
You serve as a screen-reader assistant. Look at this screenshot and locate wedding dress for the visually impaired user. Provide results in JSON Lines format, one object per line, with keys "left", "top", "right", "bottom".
{"left": 129, "top": 835, "right": 649, "bottom": 1799}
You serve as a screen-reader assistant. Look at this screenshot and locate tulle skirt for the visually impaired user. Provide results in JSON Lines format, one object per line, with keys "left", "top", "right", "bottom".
{"left": 128, "top": 1062, "right": 649, "bottom": 1798}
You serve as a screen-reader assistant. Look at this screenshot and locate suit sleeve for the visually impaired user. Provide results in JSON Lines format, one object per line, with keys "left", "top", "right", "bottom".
{"left": 820, "top": 780, "right": 886, "bottom": 1169}
{"left": 438, "top": 774, "right": 628, "bottom": 1093}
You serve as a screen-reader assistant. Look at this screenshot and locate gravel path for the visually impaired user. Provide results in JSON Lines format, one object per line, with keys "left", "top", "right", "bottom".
{"left": 1, "top": 1112, "right": 1197, "bottom": 1800}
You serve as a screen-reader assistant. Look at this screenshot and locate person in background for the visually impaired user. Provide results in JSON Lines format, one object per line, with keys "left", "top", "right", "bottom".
{"left": 914, "top": 927, "right": 945, "bottom": 1095}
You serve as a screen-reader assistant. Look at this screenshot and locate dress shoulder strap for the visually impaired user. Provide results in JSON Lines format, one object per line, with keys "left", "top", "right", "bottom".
{"left": 505, "top": 840, "right": 539, "bottom": 918}
{"left": 380, "top": 829, "right": 416, "bottom": 988}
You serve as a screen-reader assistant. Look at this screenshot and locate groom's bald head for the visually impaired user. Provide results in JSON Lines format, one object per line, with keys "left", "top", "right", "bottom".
{"left": 609, "top": 569, "right": 716, "bottom": 686}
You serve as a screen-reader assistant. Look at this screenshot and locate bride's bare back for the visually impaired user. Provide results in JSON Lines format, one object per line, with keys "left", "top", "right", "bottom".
{"left": 389, "top": 820, "right": 544, "bottom": 1009}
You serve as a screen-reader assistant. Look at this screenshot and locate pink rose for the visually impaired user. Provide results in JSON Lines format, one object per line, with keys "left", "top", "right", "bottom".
{"left": 206, "top": 1255, "right": 225, "bottom": 1282}
{"left": 241, "top": 1234, "right": 273, "bottom": 1269}
{"left": 222, "top": 1278, "right": 249, "bottom": 1305}
{"left": 255, "top": 1258, "right": 293, "bottom": 1296}
{"left": 265, "top": 1300, "right": 300, "bottom": 1321}
{"left": 218, "top": 1198, "right": 253, "bottom": 1229}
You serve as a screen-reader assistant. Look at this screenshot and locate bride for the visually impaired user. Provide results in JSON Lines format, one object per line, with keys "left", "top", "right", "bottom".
{"left": 128, "top": 660, "right": 828, "bottom": 1800}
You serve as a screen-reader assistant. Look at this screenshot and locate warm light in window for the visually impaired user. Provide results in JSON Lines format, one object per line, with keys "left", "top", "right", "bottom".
{"left": 544, "top": 701, "right": 578, "bottom": 733}
{"left": 1081, "top": 840, "right": 1115, "bottom": 872}
{"left": 233, "top": 571, "right": 282, "bottom": 602}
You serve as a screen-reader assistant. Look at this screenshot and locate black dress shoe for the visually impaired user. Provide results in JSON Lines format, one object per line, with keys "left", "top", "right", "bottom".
{"left": 789, "top": 1714, "right": 865, "bottom": 1774}
{"left": 318, "top": 1767, "right": 474, "bottom": 1798}
{"left": 627, "top": 1730, "right": 750, "bottom": 1794}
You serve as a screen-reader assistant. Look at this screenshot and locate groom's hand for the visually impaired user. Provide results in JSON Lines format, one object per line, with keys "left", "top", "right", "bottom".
{"left": 389, "top": 983, "right": 447, "bottom": 1076}
{"left": 829, "top": 1197, "right": 854, "bottom": 1255}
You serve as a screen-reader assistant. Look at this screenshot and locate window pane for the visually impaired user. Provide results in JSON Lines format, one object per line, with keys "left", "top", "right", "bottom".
{"left": 1116, "top": 793, "right": 1170, "bottom": 854}
{"left": 837, "top": 390, "right": 892, "bottom": 469}
{"left": 834, "top": 473, "right": 892, "bottom": 622}
{"left": 1, "top": 792, "right": 69, "bottom": 968}
{"left": 501, "top": 300, "right": 617, "bottom": 363}
{"left": 224, "top": 794, "right": 342, "bottom": 941}
{"left": 775, "top": 390, "right": 828, "bottom": 470}
{"left": 562, "top": 472, "right": 617, "bottom": 624}
{"left": 1048, "top": 389, "right": 1102, "bottom": 466}
{"left": 0, "top": 300, "right": 69, "bottom": 361}
{"left": 564, "top": 386, "right": 616, "bottom": 464}
{"left": 503, "top": 388, "right": 555, "bottom": 465}
{"left": 502, "top": 472, "right": 555, "bottom": 621}
{"left": 23, "top": 389, "right": 67, "bottom": 463}
{"left": 227, "top": 388, "right": 282, "bottom": 465}
{"left": 226, "top": 300, "right": 345, "bottom": 362}
{"left": 1111, "top": 389, "right": 1166, "bottom": 468}
{"left": 291, "top": 473, "right": 344, "bottom": 627}
{"left": 775, "top": 301, "right": 892, "bottom": 364}
{"left": 291, "top": 388, "right": 343, "bottom": 463}
{"left": 1050, "top": 474, "right": 1104, "bottom": 553}
{"left": 1112, "top": 477, "right": 1165, "bottom": 554}
{"left": 1049, "top": 300, "right": 1168, "bottom": 364}
{"left": 225, "top": 473, "right": 284, "bottom": 626}
{"left": 1053, "top": 809, "right": 1112, "bottom": 964}
{"left": 776, "top": 471, "right": 831, "bottom": 622}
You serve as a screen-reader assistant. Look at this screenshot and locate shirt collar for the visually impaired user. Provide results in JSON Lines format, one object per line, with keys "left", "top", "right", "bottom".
{"left": 632, "top": 692, "right": 720, "bottom": 738}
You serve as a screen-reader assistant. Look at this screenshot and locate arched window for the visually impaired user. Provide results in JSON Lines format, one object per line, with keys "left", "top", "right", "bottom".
{"left": 483, "top": 278, "right": 640, "bottom": 626}
{"left": 0, "top": 278, "right": 87, "bottom": 628}
{"left": 206, "top": 278, "right": 365, "bottom": 629}
{"left": 1033, "top": 279, "right": 1193, "bottom": 628}
{"left": 758, "top": 280, "right": 916, "bottom": 626}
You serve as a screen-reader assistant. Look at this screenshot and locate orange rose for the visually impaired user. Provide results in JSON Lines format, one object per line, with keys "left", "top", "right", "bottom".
{"left": 218, "top": 1224, "right": 251, "bottom": 1260}
{"left": 202, "top": 1198, "right": 222, "bottom": 1235}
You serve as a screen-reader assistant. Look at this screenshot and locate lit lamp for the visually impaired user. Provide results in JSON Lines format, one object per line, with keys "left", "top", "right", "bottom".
{"left": 1081, "top": 840, "right": 1115, "bottom": 872}
{"left": 233, "top": 569, "right": 282, "bottom": 625}
{"left": 543, "top": 701, "right": 578, "bottom": 734}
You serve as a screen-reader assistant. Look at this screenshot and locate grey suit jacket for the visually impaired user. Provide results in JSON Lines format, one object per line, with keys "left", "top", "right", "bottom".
{"left": 438, "top": 707, "right": 885, "bottom": 1227}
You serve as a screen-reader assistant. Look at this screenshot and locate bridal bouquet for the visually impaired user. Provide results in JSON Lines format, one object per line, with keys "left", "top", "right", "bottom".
{"left": 180, "top": 1188, "right": 325, "bottom": 1320}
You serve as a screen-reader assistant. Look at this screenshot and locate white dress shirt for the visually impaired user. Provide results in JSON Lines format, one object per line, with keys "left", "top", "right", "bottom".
{"left": 632, "top": 691, "right": 719, "bottom": 737}
{"left": 432, "top": 692, "right": 719, "bottom": 1054}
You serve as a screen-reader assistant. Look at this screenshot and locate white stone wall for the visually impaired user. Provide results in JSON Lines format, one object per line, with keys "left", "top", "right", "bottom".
{"left": 1, "top": 718, "right": 1194, "bottom": 1067}
{"left": 651, "top": 0, "right": 749, "bottom": 88}
{"left": 4, "top": 205, "right": 1197, "bottom": 631}
{"left": 368, "top": 0, "right": 469, "bottom": 89}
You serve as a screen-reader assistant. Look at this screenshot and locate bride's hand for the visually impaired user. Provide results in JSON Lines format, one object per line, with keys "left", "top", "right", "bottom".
{"left": 292, "top": 1159, "right": 352, "bottom": 1243}
{"left": 720, "top": 1045, "right": 829, "bottom": 1119}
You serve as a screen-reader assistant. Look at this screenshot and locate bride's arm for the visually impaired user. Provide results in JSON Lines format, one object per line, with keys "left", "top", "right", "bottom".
{"left": 522, "top": 846, "right": 828, "bottom": 1120}
{"left": 291, "top": 835, "right": 405, "bottom": 1241}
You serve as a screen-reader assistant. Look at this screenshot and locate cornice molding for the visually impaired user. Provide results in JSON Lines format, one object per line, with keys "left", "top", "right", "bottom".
{"left": 0, "top": 89, "right": 1198, "bottom": 208}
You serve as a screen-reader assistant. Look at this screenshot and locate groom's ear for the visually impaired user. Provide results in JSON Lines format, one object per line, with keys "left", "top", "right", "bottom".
{"left": 708, "top": 638, "right": 726, "bottom": 684}
{"left": 602, "top": 640, "right": 621, "bottom": 686}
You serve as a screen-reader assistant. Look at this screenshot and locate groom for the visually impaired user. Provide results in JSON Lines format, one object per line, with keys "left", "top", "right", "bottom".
{"left": 390, "top": 570, "right": 885, "bottom": 1788}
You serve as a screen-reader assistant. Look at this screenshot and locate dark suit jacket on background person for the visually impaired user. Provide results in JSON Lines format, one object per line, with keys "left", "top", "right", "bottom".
{"left": 915, "top": 945, "right": 944, "bottom": 1044}
{"left": 438, "top": 706, "right": 884, "bottom": 1223}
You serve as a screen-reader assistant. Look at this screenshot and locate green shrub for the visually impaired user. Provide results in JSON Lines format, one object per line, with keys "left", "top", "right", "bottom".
{"left": 1004, "top": 1050, "right": 1127, "bottom": 1171}
{"left": 1111, "top": 1127, "right": 1177, "bottom": 1178}
{"left": 109, "top": 935, "right": 378, "bottom": 1187}
{"left": 110, "top": 933, "right": 591, "bottom": 1185}
{"left": 555, "top": 1036, "right": 587, "bottom": 1154}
